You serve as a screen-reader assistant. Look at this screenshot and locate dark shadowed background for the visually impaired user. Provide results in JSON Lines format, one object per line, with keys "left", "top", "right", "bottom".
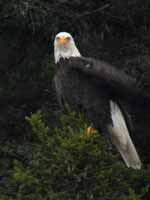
{"left": 0, "top": 1, "right": 150, "bottom": 199}
{"left": 1, "top": 0, "right": 150, "bottom": 154}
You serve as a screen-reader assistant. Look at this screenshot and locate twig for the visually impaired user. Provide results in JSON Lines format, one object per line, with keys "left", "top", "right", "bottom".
{"left": 75, "top": 4, "right": 111, "bottom": 19}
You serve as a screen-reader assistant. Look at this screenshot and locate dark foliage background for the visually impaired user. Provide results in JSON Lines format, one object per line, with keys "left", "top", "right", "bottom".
{"left": 0, "top": 0, "right": 150, "bottom": 199}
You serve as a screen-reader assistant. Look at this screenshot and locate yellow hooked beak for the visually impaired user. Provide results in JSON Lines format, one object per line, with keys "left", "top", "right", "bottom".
{"left": 57, "top": 36, "right": 70, "bottom": 45}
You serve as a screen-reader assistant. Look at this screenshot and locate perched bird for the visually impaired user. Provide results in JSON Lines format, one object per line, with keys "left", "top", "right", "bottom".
{"left": 53, "top": 32, "right": 142, "bottom": 169}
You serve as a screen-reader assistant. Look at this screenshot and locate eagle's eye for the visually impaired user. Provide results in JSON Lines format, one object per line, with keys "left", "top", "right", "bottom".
{"left": 66, "top": 37, "right": 71, "bottom": 41}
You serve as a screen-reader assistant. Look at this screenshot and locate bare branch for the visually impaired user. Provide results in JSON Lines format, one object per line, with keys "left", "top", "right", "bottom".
{"left": 75, "top": 4, "right": 111, "bottom": 19}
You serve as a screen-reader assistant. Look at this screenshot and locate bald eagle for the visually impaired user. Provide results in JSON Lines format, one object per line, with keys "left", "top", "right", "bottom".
{"left": 53, "top": 32, "right": 142, "bottom": 169}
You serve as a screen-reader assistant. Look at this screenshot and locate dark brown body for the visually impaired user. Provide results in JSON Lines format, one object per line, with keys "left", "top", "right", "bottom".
{"left": 54, "top": 58, "right": 112, "bottom": 133}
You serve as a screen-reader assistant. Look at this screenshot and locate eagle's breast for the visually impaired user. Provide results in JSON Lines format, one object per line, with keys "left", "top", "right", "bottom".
{"left": 54, "top": 58, "right": 112, "bottom": 129}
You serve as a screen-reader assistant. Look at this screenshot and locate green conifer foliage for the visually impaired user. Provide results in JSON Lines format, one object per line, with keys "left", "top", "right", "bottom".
{"left": 0, "top": 109, "right": 149, "bottom": 200}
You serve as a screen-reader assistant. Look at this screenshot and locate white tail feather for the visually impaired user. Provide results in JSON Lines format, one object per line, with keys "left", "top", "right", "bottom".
{"left": 108, "top": 100, "right": 142, "bottom": 170}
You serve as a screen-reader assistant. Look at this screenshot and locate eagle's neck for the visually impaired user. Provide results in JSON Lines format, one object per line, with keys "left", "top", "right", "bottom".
{"left": 54, "top": 44, "right": 81, "bottom": 63}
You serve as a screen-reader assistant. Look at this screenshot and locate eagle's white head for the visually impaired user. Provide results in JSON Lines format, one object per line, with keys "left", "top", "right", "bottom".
{"left": 54, "top": 32, "right": 81, "bottom": 63}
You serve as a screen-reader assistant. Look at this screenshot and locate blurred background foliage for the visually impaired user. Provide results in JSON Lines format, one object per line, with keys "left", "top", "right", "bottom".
{"left": 0, "top": 0, "right": 150, "bottom": 199}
